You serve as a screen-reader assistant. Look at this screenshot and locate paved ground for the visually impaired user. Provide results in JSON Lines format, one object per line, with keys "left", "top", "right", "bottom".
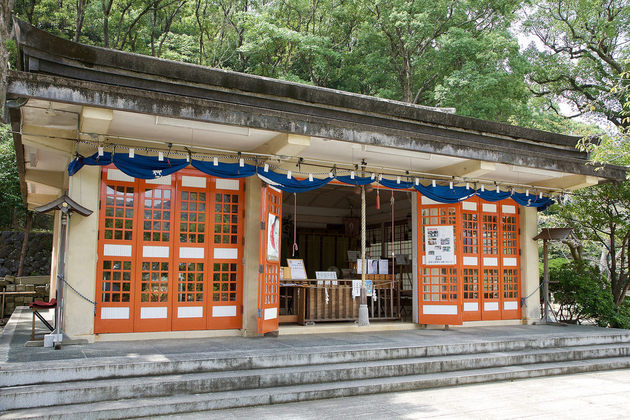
{"left": 160, "top": 369, "right": 630, "bottom": 419}
{"left": 2, "top": 307, "right": 630, "bottom": 364}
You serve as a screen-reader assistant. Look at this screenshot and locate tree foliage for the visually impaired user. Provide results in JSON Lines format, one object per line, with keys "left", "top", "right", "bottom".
{"left": 554, "top": 182, "right": 630, "bottom": 308}
{"left": 548, "top": 260, "right": 630, "bottom": 328}
{"left": 523, "top": 0, "right": 630, "bottom": 129}
{"left": 0, "top": 124, "right": 24, "bottom": 228}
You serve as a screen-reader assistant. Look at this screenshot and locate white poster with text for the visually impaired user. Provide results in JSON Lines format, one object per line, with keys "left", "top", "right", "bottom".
{"left": 424, "top": 225, "right": 455, "bottom": 265}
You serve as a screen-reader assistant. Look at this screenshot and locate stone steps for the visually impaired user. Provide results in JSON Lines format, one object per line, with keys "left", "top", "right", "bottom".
{"left": 3, "top": 357, "right": 630, "bottom": 419}
{"left": 3, "top": 331, "right": 630, "bottom": 387}
{"left": 1, "top": 331, "right": 629, "bottom": 418}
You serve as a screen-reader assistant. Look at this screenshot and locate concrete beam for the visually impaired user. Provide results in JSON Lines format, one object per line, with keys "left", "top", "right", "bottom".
{"left": 254, "top": 134, "right": 311, "bottom": 158}
{"left": 22, "top": 134, "right": 74, "bottom": 154}
{"left": 7, "top": 71, "right": 628, "bottom": 181}
{"left": 25, "top": 169, "right": 65, "bottom": 190}
{"left": 22, "top": 124, "right": 77, "bottom": 143}
{"left": 80, "top": 106, "right": 113, "bottom": 135}
{"left": 430, "top": 160, "right": 496, "bottom": 178}
{"left": 536, "top": 175, "right": 599, "bottom": 191}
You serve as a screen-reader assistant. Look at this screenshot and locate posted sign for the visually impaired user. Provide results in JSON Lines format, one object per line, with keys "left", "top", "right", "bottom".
{"left": 424, "top": 225, "right": 455, "bottom": 265}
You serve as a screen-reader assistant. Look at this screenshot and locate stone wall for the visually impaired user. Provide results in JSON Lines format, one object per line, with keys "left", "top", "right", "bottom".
{"left": 0, "top": 231, "right": 52, "bottom": 277}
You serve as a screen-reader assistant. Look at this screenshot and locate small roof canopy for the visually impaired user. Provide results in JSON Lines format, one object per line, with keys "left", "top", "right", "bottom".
{"left": 34, "top": 194, "right": 93, "bottom": 217}
{"left": 533, "top": 228, "right": 573, "bottom": 241}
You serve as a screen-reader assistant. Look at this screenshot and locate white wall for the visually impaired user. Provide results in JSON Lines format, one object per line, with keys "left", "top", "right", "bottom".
{"left": 64, "top": 165, "right": 101, "bottom": 337}
{"left": 520, "top": 206, "right": 540, "bottom": 323}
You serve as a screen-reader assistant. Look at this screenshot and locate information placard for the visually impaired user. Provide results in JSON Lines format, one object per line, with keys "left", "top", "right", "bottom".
{"left": 287, "top": 259, "right": 307, "bottom": 279}
{"left": 424, "top": 225, "right": 455, "bottom": 265}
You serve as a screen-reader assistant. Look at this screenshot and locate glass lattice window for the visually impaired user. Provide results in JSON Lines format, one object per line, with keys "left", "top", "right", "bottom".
{"left": 502, "top": 215, "right": 518, "bottom": 255}
{"left": 101, "top": 260, "right": 131, "bottom": 302}
{"left": 180, "top": 191, "right": 206, "bottom": 243}
{"left": 482, "top": 214, "right": 498, "bottom": 255}
{"left": 178, "top": 262, "right": 204, "bottom": 302}
{"left": 141, "top": 261, "right": 169, "bottom": 302}
{"left": 103, "top": 185, "right": 134, "bottom": 241}
{"left": 422, "top": 267, "right": 457, "bottom": 302}
{"left": 212, "top": 262, "right": 238, "bottom": 302}
{"left": 214, "top": 193, "right": 240, "bottom": 244}
{"left": 143, "top": 188, "right": 172, "bottom": 242}
{"left": 463, "top": 268, "right": 479, "bottom": 300}
{"left": 483, "top": 268, "right": 499, "bottom": 299}
{"left": 462, "top": 212, "right": 478, "bottom": 254}
{"left": 503, "top": 268, "right": 519, "bottom": 299}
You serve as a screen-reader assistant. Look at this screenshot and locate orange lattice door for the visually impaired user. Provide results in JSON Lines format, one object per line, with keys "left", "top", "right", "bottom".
{"left": 95, "top": 167, "right": 138, "bottom": 333}
{"left": 461, "top": 197, "right": 481, "bottom": 321}
{"left": 480, "top": 200, "right": 502, "bottom": 320}
{"left": 172, "top": 170, "right": 210, "bottom": 331}
{"left": 500, "top": 201, "right": 521, "bottom": 319}
{"left": 257, "top": 184, "right": 282, "bottom": 334}
{"left": 208, "top": 178, "right": 245, "bottom": 329}
{"left": 417, "top": 195, "right": 463, "bottom": 325}
{"left": 133, "top": 177, "right": 176, "bottom": 332}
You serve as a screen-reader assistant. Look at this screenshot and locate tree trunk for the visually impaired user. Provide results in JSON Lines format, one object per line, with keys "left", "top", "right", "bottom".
{"left": 74, "top": 0, "right": 88, "bottom": 42}
{"left": 17, "top": 212, "right": 33, "bottom": 277}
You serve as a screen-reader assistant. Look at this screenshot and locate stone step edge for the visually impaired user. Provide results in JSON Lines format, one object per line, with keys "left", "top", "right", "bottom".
{"left": 3, "top": 357, "right": 630, "bottom": 420}
{"left": 3, "top": 332, "right": 630, "bottom": 387}
{"left": 2, "top": 344, "right": 629, "bottom": 412}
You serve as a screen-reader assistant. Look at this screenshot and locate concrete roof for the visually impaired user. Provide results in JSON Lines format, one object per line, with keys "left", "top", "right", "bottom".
{"left": 6, "top": 19, "right": 628, "bottom": 184}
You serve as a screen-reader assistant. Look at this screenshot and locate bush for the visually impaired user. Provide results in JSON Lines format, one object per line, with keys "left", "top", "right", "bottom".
{"left": 548, "top": 261, "right": 630, "bottom": 329}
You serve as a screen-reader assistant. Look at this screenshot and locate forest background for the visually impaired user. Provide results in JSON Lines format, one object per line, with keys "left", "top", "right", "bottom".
{"left": 0, "top": 0, "right": 629, "bottom": 324}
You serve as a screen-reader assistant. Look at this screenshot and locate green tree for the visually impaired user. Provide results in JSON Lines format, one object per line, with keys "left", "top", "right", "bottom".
{"left": 0, "top": 124, "right": 25, "bottom": 228}
{"left": 555, "top": 182, "right": 630, "bottom": 308}
{"left": 524, "top": 0, "right": 630, "bottom": 129}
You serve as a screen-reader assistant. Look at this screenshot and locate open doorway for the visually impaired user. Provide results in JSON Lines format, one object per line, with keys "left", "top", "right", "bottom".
{"left": 278, "top": 183, "right": 414, "bottom": 325}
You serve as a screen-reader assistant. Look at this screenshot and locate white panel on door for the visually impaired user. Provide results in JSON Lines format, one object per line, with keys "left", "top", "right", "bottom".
{"left": 502, "top": 205, "right": 516, "bottom": 214}
{"left": 179, "top": 247, "right": 204, "bottom": 259}
{"left": 101, "top": 307, "right": 130, "bottom": 319}
{"left": 140, "top": 307, "right": 168, "bottom": 319}
{"left": 214, "top": 248, "right": 238, "bottom": 259}
{"left": 463, "top": 257, "right": 478, "bottom": 266}
{"left": 483, "top": 257, "right": 498, "bottom": 266}
{"left": 107, "top": 169, "right": 134, "bottom": 183}
{"left": 482, "top": 203, "right": 497, "bottom": 213}
{"left": 216, "top": 179, "right": 240, "bottom": 190}
{"left": 143, "top": 246, "right": 169, "bottom": 258}
{"left": 462, "top": 202, "right": 477, "bottom": 211}
{"left": 177, "top": 306, "right": 203, "bottom": 318}
{"left": 503, "top": 257, "right": 517, "bottom": 266}
{"left": 504, "top": 301, "right": 518, "bottom": 310}
{"left": 484, "top": 302, "right": 499, "bottom": 311}
{"left": 421, "top": 196, "right": 441, "bottom": 205}
{"left": 423, "top": 305, "right": 458, "bottom": 315}
{"left": 213, "top": 306, "right": 237, "bottom": 317}
{"left": 264, "top": 307, "right": 278, "bottom": 320}
{"left": 181, "top": 176, "right": 206, "bottom": 188}
{"left": 103, "top": 244, "right": 132, "bottom": 257}
{"left": 146, "top": 175, "right": 172, "bottom": 185}
{"left": 463, "top": 302, "right": 479, "bottom": 311}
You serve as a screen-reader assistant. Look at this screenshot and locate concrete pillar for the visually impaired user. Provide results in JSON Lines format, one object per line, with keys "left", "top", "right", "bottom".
{"left": 520, "top": 206, "right": 540, "bottom": 324}
{"left": 411, "top": 194, "right": 419, "bottom": 323}
{"left": 64, "top": 166, "right": 101, "bottom": 338}
{"left": 242, "top": 176, "right": 263, "bottom": 336}
{"left": 48, "top": 210, "right": 60, "bottom": 301}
